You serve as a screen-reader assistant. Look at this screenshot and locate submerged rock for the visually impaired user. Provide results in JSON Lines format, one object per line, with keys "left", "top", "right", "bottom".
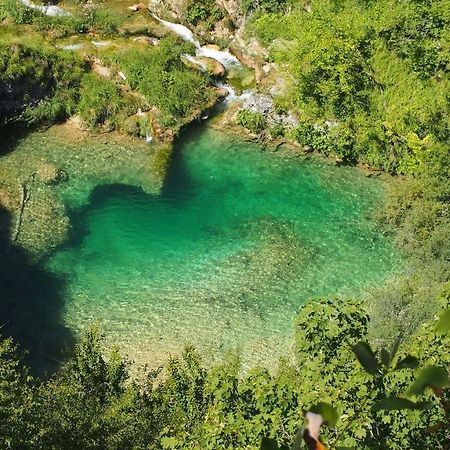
{"left": 36, "top": 162, "right": 67, "bottom": 185}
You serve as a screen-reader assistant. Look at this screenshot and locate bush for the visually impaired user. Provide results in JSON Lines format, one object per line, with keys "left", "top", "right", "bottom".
{"left": 109, "top": 37, "right": 211, "bottom": 122}
{"left": 236, "top": 108, "right": 267, "bottom": 133}
{"left": 185, "top": 0, "right": 224, "bottom": 30}
{"left": 0, "top": 43, "right": 85, "bottom": 125}
{"left": 77, "top": 73, "right": 127, "bottom": 129}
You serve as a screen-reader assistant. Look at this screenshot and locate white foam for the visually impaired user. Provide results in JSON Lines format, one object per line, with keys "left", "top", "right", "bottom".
{"left": 152, "top": 14, "right": 242, "bottom": 70}
{"left": 19, "top": 0, "right": 69, "bottom": 17}
{"left": 61, "top": 43, "right": 84, "bottom": 51}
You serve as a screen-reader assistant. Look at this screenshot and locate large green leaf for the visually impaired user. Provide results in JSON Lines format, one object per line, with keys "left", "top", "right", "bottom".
{"left": 309, "top": 402, "right": 339, "bottom": 427}
{"left": 436, "top": 309, "right": 450, "bottom": 335}
{"left": 395, "top": 355, "right": 420, "bottom": 370}
{"left": 372, "top": 396, "right": 432, "bottom": 411}
{"left": 351, "top": 342, "right": 379, "bottom": 375}
{"left": 408, "top": 366, "right": 450, "bottom": 395}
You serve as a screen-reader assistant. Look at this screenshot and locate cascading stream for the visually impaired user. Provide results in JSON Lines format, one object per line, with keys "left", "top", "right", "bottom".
{"left": 151, "top": 13, "right": 242, "bottom": 70}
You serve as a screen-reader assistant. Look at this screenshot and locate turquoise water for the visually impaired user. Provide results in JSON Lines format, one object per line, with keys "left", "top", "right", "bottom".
{"left": 47, "top": 126, "right": 398, "bottom": 369}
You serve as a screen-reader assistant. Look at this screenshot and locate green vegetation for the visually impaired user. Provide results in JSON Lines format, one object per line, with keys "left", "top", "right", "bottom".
{"left": 249, "top": 0, "right": 450, "bottom": 172}
{"left": 1, "top": 301, "right": 448, "bottom": 449}
{"left": 108, "top": 36, "right": 213, "bottom": 123}
{"left": 0, "top": 0, "right": 126, "bottom": 38}
{"left": 184, "top": 0, "right": 224, "bottom": 30}
{"left": 0, "top": 42, "right": 86, "bottom": 125}
{"left": 77, "top": 73, "right": 134, "bottom": 130}
{"left": 0, "top": 0, "right": 449, "bottom": 448}
{"left": 236, "top": 109, "right": 267, "bottom": 134}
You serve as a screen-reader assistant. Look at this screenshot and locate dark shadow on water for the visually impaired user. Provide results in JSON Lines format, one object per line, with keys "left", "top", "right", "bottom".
{"left": 0, "top": 124, "right": 35, "bottom": 157}
{"left": 0, "top": 205, "right": 75, "bottom": 377}
{"left": 162, "top": 120, "right": 207, "bottom": 200}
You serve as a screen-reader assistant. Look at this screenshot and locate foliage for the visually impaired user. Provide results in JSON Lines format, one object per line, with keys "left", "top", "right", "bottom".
{"left": 185, "top": 0, "right": 224, "bottom": 30}
{"left": 248, "top": 0, "right": 450, "bottom": 175}
{"left": 236, "top": 109, "right": 267, "bottom": 134}
{"left": 241, "top": 0, "right": 292, "bottom": 15}
{"left": 109, "top": 37, "right": 212, "bottom": 122}
{"left": 1, "top": 300, "right": 448, "bottom": 449}
{"left": 77, "top": 73, "right": 131, "bottom": 130}
{"left": 0, "top": 42, "right": 86, "bottom": 125}
{"left": 1, "top": 0, "right": 125, "bottom": 38}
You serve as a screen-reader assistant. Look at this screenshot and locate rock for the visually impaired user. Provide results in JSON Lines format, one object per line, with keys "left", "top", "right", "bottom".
{"left": 197, "top": 56, "right": 226, "bottom": 77}
{"left": 262, "top": 63, "right": 273, "bottom": 75}
{"left": 0, "top": 189, "right": 12, "bottom": 209}
{"left": 36, "top": 162, "right": 67, "bottom": 185}
{"left": 128, "top": 2, "right": 146, "bottom": 11}
{"left": 204, "top": 44, "right": 221, "bottom": 52}
{"left": 217, "top": 0, "right": 244, "bottom": 28}
{"left": 215, "top": 87, "right": 230, "bottom": 98}
{"left": 132, "top": 36, "right": 160, "bottom": 45}
{"left": 92, "top": 60, "right": 112, "bottom": 78}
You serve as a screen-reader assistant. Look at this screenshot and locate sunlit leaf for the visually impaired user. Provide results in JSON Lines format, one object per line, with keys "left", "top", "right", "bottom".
{"left": 309, "top": 402, "right": 339, "bottom": 427}
{"left": 372, "top": 396, "right": 432, "bottom": 411}
{"left": 395, "top": 355, "right": 419, "bottom": 370}
{"left": 408, "top": 366, "right": 450, "bottom": 396}
{"left": 351, "top": 342, "right": 379, "bottom": 375}
{"left": 436, "top": 309, "right": 450, "bottom": 335}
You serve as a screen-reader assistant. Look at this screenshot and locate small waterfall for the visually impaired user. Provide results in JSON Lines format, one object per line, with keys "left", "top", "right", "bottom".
{"left": 152, "top": 15, "right": 197, "bottom": 44}
{"left": 152, "top": 14, "right": 242, "bottom": 71}
{"left": 19, "top": 0, "right": 69, "bottom": 16}
{"left": 214, "top": 82, "right": 254, "bottom": 103}
{"left": 183, "top": 54, "right": 208, "bottom": 71}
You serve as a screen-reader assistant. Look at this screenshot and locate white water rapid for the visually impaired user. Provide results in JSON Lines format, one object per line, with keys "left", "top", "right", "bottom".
{"left": 19, "top": 0, "right": 69, "bottom": 16}
{"left": 152, "top": 14, "right": 242, "bottom": 71}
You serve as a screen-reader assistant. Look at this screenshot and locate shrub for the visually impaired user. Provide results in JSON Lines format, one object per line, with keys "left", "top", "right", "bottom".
{"left": 109, "top": 37, "right": 211, "bottom": 122}
{"left": 77, "top": 73, "right": 125, "bottom": 129}
{"left": 236, "top": 108, "right": 267, "bottom": 133}
{"left": 185, "top": 0, "right": 224, "bottom": 30}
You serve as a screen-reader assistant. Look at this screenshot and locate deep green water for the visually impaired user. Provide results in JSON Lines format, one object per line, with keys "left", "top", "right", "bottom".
{"left": 47, "top": 126, "right": 398, "bottom": 369}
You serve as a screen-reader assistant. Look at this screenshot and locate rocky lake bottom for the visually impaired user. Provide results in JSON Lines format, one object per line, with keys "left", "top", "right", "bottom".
{"left": 1, "top": 125, "right": 400, "bottom": 371}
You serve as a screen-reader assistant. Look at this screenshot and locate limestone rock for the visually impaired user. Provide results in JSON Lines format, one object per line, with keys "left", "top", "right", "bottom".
{"left": 132, "top": 36, "right": 160, "bottom": 45}
{"left": 128, "top": 2, "right": 147, "bottom": 11}
{"left": 197, "top": 56, "right": 226, "bottom": 77}
{"left": 215, "top": 86, "right": 230, "bottom": 98}
{"left": 36, "top": 162, "right": 67, "bottom": 185}
{"left": 0, "top": 189, "right": 13, "bottom": 209}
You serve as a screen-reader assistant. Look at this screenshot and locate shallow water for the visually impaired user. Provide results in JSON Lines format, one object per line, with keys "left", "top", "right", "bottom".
{"left": 46, "top": 126, "right": 398, "bottom": 369}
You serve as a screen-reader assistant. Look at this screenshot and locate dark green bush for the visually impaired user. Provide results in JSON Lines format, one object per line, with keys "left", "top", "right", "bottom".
{"left": 0, "top": 43, "right": 85, "bottom": 125}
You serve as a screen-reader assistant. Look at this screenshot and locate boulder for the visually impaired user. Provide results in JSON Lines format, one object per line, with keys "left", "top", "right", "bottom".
{"left": 128, "top": 2, "right": 147, "bottom": 11}
{"left": 132, "top": 36, "right": 160, "bottom": 45}
{"left": 197, "top": 56, "right": 226, "bottom": 77}
{"left": 215, "top": 87, "right": 230, "bottom": 98}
